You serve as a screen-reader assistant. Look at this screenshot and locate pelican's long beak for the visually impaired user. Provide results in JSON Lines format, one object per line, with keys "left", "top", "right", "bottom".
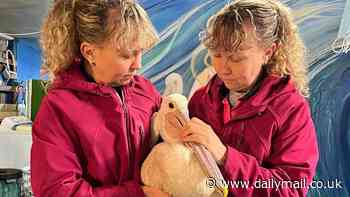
{"left": 166, "top": 109, "right": 189, "bottom": 130}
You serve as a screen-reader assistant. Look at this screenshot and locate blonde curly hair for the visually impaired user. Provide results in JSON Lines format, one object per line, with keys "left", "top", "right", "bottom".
{"left": 41, "top": 0, "right": 158, "bottom": 78}
{"left": 201, "top": 0, "right": 309, "bottom": 96}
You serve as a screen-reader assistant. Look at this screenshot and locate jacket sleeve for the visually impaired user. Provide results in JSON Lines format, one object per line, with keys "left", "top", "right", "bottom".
{"left": 154, "top": 88, "right": 162, "bottom": 112}
{"left": 31, "top": 97, "right": 145, "bottom": 197}
{"left": 188, "top": 89, "right": 203, "bottom": 119}
{"left": 220, "top": 101, "right": 319, "bottom": 196}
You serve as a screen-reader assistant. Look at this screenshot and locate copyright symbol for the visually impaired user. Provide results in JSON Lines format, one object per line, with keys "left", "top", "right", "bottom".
{"left": 206, "top": 177, "right": 216, "bottom": 189}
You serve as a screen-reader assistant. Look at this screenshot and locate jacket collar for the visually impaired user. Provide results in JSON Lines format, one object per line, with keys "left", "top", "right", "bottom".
{"left": 206, "top": 67, "right": 296, "bottom": 121}
{"left": 216, "top": 66, "right": 268, "bottom": 101}
{"left": 51, "top": 62, "right": 135, "bottom": 96}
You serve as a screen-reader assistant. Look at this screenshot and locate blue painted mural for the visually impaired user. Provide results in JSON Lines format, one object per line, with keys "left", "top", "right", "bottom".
{"left": 13, "top": 0, "right": 350, "bottom": 196}
{"left": 139, "top": 1, "right": 350, "bottom": 196}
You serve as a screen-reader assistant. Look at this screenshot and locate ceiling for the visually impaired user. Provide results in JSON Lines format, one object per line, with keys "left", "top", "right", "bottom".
{"left": 0, "top": 0, "right": 53, "bottom": 38}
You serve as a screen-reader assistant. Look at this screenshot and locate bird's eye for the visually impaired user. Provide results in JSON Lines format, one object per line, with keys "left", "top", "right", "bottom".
{"left": 169, "top": 103, "right": 174, "bottom": 109}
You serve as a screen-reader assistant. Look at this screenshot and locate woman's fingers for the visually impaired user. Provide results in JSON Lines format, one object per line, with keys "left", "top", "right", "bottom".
{"left": 142, "top": 186, "right": 171, "bottom": 197}
{"left": 181, "top": 118, "right": 213, "bottom": 148}
{"left": 190, "top": 117, "right": 212, "bottom": 129}
{"left": 182, "top": 132, "right": 208, "bottom": 147}
{"left": 181, "top": 121, "right": 203, "bottom": 138}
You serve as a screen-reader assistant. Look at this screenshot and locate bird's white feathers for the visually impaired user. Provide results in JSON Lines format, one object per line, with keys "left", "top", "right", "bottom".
{"left": 141, "top": 94, "right": 218, "bottom": 197}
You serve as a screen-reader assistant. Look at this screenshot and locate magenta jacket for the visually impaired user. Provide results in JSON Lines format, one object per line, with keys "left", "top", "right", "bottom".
{"left": 189, "top": 73, "right": 319, "bottom": 197}
{"left": 31, "top": 64, "right": 161, "bottom": 197}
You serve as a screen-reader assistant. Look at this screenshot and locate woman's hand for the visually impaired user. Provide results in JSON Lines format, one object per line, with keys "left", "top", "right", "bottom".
{"left": 142, "top": 186, "right": 171, "bottom": 197}
{"left": 181, "top": 117, "right": 227, "bottom": 164}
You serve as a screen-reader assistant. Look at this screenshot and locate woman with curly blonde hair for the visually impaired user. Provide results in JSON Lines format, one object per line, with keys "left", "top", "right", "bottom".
{"left": 183, "top": 0, "right": 319, "bottom": 196}
{"left": 31, "top": 0, "right": 169, "bottom": 196}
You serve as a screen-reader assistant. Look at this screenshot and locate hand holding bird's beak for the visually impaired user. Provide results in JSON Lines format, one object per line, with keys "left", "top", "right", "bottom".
{"left": 181, "top": 117, "right": 227, "bottom": 165}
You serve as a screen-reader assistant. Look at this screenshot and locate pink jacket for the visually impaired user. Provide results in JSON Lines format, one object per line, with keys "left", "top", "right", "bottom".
{"left": 189, "top": 73, "right": 319, "bottom": 197}
{"left": 31, "top": 64, "right": 161, "bottom": 197}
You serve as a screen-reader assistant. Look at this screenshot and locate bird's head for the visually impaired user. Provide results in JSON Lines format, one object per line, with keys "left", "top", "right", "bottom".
{"left": 158, "top": 93, "right": 189, "bottom": 143}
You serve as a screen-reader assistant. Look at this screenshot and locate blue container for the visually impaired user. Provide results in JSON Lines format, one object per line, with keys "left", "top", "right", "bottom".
{"left": 0, "top": 169, "right": 23, "bottom": 197}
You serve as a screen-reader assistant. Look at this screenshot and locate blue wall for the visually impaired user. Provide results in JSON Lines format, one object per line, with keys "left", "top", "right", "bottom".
{"left": 14, "top": 38, "right": 41, "bottom": 82}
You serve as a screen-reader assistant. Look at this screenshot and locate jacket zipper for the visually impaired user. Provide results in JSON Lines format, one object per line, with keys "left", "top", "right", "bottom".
{"left": 116, "top": 88, "right": 133, "bottom": 178}
{"left": 139, "top": 125, "right": 144, "bottom": 158}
